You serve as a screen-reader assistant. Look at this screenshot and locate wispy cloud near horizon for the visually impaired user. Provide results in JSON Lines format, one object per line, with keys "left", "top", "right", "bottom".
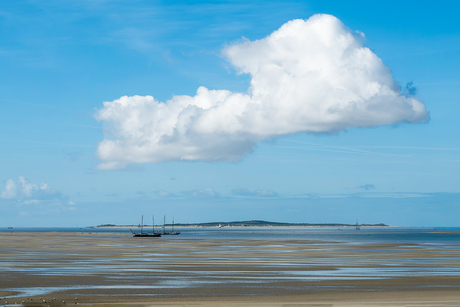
{"left": 1, "top": 176, "right": 74, "bottom": 208}
{"left": 154, "top": 188, "right": 219, "bottom": 199}
{"left": 232, "top": 188, "right": 279, "bottom": 197}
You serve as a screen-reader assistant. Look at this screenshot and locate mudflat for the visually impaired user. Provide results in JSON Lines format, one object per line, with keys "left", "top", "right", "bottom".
{"left": 1, "top": 231, "right": 460, "bottom": 306}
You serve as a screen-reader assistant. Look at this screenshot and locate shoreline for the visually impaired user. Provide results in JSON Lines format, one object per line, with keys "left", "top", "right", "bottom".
{"left": 93, "top": 219, "right": 388, "bottom": 229}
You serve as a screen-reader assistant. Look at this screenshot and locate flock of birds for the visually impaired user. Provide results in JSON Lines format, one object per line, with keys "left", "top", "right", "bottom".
{"left": 1, "top": 297, "right": 79, "bottom": 306}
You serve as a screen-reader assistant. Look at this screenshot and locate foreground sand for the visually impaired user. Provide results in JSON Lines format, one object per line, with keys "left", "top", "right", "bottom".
{"left": 5, "top": 292, "right": 460, "bottom": 307}
{"left": 1, "top": 231, "right": 460, "bottom": 306}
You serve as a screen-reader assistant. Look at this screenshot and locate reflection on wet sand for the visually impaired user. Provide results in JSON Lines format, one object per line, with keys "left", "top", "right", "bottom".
{"left": 1, "top": 231, "right": 460, "bottom": 306}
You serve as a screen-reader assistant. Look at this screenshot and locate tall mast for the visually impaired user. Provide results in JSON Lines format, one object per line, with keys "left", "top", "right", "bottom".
{"left": 141, "top": 215, "right": 143, "bottom": 234}
{"left": 152, "top": 215, "right": 155, "bottom": 234}
{"left": 163, "top": 215, "right": 165, "bottom": 234}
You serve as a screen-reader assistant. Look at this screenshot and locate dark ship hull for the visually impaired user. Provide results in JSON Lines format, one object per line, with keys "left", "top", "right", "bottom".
{"left": 132, "top": 232, "right": 161, "bottom": 237}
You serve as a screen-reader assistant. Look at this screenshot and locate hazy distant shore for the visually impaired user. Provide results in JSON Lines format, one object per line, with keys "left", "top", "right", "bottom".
{"left": 94, "top": 220, "right": 388, "bottom": 228}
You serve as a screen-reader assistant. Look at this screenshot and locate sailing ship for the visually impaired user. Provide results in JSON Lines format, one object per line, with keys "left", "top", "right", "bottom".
{"left": 161, "top": 216, "right": 180, "bottom": 235}
{"left": 131, "top": 215, "right": 161, "bottom": 237}
{"left": 170, "top": 217, "right": 180, "bottom": 235}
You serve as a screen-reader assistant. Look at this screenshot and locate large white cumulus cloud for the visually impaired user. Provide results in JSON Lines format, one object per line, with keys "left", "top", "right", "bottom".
{"left": 95, "top": 14, "right": 428, "bottom": 170}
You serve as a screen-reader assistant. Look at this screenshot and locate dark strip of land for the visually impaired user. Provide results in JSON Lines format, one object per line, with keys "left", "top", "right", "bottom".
{"left": 97, "top": 220, "right": 388, "bottom": 227}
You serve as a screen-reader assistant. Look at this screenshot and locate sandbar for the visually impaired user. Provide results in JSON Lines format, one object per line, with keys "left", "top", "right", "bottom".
{"left": 1, "top": 231, "right": 460, "bottom": 306}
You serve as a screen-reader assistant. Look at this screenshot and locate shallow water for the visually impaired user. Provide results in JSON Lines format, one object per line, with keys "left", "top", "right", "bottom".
{"left": 2, "top": 226, "right": 460, "bottom": 244}
{"left": 1, "top": 227, "right": 460, "bottom": 298}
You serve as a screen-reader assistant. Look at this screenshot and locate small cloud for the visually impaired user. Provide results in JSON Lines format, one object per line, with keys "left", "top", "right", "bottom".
{"left": 231, "top": 188, "right": 278, "bottom": 197}
{"left": 23, "top": 199, "right": 40, "bottom": 205}
{"left": 182, "top": 188, "right": 218, "bottom": 198}
{"left": 1, "top": 179, "right": 17, "bottom": 199}
{"left": 95, "top": 161, "right": 127, "bottom": 170}
{"left": 358, "top": 184, "right": 376, "bottom": 191}
{"left": 155, "top": 190, "right": 173, "bottom": 198}
{"left": 163, "top": 50, "right": 176, "bottom": 63}
{"left": 154, "top": 188, "right": 219, "bottom": 199}
{"left": 0, "top": 176, "right": 72, "bottom": 207}
{"left": 109, "top": 27, "right": 157, "bottom": 54}
{"left": 169, "top": 177, "right": 176, "bottom": 181}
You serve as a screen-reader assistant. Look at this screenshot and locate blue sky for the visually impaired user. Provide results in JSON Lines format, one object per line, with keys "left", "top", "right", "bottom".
{"left": 1, "top": 0, "right": 459, "bottom": 227}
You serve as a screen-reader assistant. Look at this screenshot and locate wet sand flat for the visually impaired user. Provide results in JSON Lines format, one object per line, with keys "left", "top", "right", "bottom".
{"left": 1, "top": 232, "right": 460, "bottom": 306}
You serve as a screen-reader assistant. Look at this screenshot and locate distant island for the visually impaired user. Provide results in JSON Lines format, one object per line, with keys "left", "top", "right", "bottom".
{"left": 95, "top": 220, "right": 388, "bottom": 228}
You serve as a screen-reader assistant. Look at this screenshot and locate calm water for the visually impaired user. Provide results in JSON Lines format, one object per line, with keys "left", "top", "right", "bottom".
{"left": 2, "top": 226, "right": 460, "bottom": 244}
